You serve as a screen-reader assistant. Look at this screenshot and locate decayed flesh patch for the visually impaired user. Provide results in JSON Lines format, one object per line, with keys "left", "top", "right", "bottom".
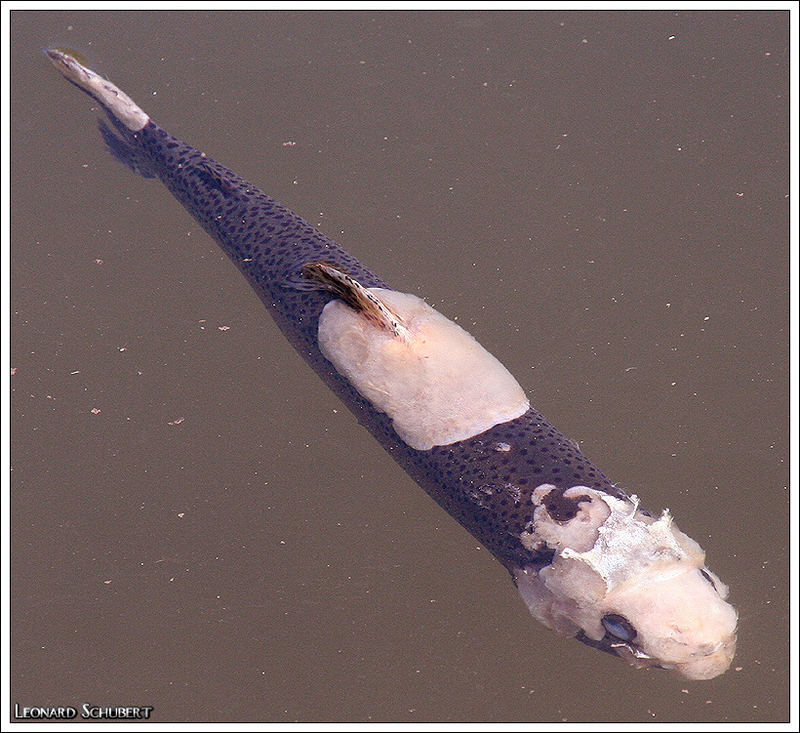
{"left": 316, "top": 277, "right": 530, "bottom": 451}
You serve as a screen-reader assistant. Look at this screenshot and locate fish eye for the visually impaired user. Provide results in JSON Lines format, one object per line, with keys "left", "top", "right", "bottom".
{"left": 699, "top": 568, "right": 717, "bottom": 590}
{"left": 601, "top": 613, "right": 637, "bottom": 642}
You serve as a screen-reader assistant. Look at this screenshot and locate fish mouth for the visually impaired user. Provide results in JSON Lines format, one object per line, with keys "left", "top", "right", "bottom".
{"left": 576, "top": 630, "right": 736, "bottom": 679}
{"left": 576, "top": 630, "right": 661, "bottom": 670}
{"left": 669, "top": 637, "right": 737, "bottom": 680}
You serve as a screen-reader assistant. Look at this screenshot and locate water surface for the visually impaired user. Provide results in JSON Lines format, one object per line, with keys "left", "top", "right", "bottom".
{"left": 11, "top": 9, "right": 789, "bottom": 722}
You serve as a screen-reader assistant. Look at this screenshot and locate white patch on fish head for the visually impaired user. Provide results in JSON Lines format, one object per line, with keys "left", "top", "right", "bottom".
{"left": 603, "top": 560, "right": 738, "bottom": 680}
{"left": 521, "top": 485, "right": 612, "bottom": 554}
{"left": 513, "top": 484, "right": 737, "bottom": 680}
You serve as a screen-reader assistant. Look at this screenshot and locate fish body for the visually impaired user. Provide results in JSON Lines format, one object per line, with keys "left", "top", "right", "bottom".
{"left": 46, "top": 50, "right": 737, "bottom": 680}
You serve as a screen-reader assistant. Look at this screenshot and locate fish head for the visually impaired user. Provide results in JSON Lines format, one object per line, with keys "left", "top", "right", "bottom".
{"left": 514, "top": 485, "right": 738, "bottom": 679}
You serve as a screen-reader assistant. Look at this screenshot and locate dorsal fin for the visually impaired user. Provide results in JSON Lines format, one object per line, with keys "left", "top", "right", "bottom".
{"left": 301, "top": 261, "right": 410, "bottom": 339}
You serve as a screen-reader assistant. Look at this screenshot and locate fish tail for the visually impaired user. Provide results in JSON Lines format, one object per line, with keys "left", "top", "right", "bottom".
{"left": 97, "top": 118, "right": 157, "bottom": 178}
{"left": 46, "top": 48, "right": 156, "bottom": 178}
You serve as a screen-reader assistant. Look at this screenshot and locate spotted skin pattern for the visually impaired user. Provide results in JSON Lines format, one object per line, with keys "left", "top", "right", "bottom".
{"left": 103, "top": 118, "right": 623, "bottom": 572}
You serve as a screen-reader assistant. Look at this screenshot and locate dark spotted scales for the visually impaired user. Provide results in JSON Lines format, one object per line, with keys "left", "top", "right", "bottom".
{"left": 101, "top": 113, "right": 626, "bottom": 572}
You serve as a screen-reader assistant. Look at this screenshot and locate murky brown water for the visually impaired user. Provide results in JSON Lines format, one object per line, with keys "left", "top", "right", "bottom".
{"left": 11, "top": 10, "right": 789, "bottom": 723}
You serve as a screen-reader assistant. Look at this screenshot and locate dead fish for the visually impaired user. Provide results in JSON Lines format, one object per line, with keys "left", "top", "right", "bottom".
{"left": 46, "top": 49, "right": 737, "bottom": 680}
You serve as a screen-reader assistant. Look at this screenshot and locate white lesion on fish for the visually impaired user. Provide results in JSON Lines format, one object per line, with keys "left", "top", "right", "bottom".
{"left": 513, "top": 484, "right": 738, "bottom": 680}
{"left": 46, "top": 48, "right": 149, "bottom": 132}
{"left": 312, "top": 265, "right": 530, "bottom": 451}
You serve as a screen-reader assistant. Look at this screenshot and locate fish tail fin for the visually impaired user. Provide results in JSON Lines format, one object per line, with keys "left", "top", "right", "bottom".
{"left": 46, "top": 48, "right": 150, "bottom": 131}
{"left": 97, "top": 118, "right": 157, "bottom": 178}
{"left": 46, "top": 48, "right": 157, "bottom": 178}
